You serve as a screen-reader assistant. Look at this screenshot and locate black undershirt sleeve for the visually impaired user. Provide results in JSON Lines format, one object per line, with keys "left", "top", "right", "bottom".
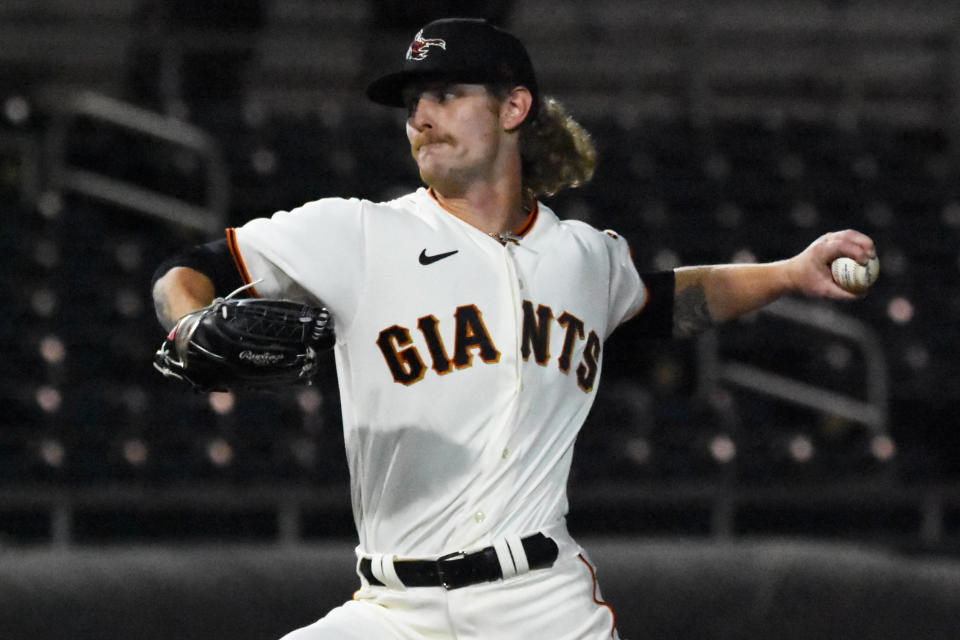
{"left": 150, "top": 238, "right": 246, "bottom": 298}
{"left": 629, "top": 270, "right": 675, "bottom": 338}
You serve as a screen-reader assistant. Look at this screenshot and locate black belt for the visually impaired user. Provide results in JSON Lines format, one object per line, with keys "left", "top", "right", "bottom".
{"left": 359, "top": 532, "right": 559, "bottom": 590}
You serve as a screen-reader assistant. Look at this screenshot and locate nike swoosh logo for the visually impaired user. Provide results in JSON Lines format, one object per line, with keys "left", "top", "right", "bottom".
{"left": 419, "top": 249, "right": 459, "bottom": 265}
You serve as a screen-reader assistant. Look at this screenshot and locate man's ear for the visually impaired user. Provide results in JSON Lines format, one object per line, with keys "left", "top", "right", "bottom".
{"left": 501, "top": 86, "right": 533, "bottom": 131}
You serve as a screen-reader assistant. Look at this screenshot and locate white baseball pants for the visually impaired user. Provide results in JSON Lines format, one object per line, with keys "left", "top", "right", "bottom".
{"left": 279, "top": 552, "right": 619, "bottom": 640}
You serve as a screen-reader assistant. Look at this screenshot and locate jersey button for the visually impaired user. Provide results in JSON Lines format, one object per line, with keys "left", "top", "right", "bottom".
{"left": 474, "top": 511, "right": 486, "bottom": 523}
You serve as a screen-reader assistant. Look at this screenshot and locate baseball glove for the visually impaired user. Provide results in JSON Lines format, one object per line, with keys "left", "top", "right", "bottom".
{"left": 153, "top": 296, "right": 334, "bottom": 392}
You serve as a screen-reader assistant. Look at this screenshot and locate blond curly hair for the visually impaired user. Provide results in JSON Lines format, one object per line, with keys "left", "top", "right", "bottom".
{"left": 519, "top": 97, "right": 597, "bottom": 198}
{"left": 485, "top": 85, "right": 596, "bottom": 198}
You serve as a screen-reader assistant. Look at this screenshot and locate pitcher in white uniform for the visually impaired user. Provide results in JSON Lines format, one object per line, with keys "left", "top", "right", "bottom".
{"left": 152, "top": 18, "right": 876, "bottom": 639}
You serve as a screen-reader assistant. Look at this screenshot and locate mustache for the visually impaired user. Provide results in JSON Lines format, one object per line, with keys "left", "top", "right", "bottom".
{"left": 412, "top": 133, "right": 453, "bottom": 154}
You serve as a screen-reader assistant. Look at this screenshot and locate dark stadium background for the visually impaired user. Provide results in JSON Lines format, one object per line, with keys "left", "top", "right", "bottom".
{"left": 2, "top": 2, "right": 960, "bottom": 638}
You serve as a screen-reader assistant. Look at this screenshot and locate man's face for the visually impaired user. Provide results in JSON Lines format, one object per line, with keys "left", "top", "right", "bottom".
{"left": 403, "top": 82, "right": 507, "bottom": 192}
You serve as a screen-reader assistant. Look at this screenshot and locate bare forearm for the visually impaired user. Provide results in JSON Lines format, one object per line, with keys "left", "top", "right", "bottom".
{"left": 670, "top": 229, "right": 877, "bottom": 338}
{"left": 152, "top": 266, "right": 216, "bottom": 331}
{"left": 673, "top": 262, "right": 791, "bottom": 338}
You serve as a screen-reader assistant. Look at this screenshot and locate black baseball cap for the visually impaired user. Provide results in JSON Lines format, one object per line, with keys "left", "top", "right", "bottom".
{"left": 366, "top": 18, "right": 540, "bottom": 114}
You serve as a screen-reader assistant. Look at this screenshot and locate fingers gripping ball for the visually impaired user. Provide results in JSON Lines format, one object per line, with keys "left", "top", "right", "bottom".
{"left": 154, "top": 298, "right": 334, "bottom": 391}
{"left": 831, "top": 255, "right": 879, "bottom": 294}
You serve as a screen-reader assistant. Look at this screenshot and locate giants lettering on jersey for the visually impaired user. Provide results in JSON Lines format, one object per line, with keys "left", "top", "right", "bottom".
{"left": 376, "top": 300, "right": 600, "bottom": 392}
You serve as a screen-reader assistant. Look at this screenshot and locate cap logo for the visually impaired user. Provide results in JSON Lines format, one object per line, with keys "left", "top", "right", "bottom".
{"left": 407, "top": 29, "right": 446, "bottom": 61}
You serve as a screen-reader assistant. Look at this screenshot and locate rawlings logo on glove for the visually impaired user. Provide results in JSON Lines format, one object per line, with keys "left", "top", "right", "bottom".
{"left": 153, "top": 289, "right": 334, "bottom": 392}
{"left": 238, "top": 350, "right": 287, "bottom": 366}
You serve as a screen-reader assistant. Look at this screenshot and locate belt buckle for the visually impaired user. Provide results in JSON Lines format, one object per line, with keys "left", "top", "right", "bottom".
{"left": 435, "top": 550, "right": 470, "bottom": 590}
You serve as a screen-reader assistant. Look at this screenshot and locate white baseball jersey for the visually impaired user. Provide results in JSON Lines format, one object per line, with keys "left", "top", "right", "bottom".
{"left": 229, "top": 187, "right": 648, "bottom": 558}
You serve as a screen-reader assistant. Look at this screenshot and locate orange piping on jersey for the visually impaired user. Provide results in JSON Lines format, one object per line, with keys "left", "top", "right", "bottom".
{"left": 225, "top": 227, "right": 260, "bottom": 298}
{"left": 428, "top": 187, "right": 538, "bottom": 238}
{"left": 578, "top": 554, "right": 617, "bottom": 637}
{"left": 513, "top": 199, "right": 538, "bottom": 237}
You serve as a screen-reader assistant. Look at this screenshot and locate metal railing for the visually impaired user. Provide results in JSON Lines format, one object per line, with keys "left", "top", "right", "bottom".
{"left": 697, "top": 296, "right": 888, "bottom": 432}
{"left": 3, "top": 478, "right": 959, "bottom": 549}
{"left": 39, "top": 89, "right": 229, "bottom": 235}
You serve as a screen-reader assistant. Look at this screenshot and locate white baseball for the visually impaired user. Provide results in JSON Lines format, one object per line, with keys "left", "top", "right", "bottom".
{"left": 831, "top": 255, "right": 879, "bottom": 294}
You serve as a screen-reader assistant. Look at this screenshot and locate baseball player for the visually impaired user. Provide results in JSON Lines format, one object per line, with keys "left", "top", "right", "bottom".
{"left": 151, "top": 18, "right": 876, "bottom": 639}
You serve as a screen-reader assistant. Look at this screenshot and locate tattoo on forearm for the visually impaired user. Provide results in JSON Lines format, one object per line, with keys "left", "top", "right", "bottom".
{"left": 673, "top": 283, "right": 713, "bottom": 338}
